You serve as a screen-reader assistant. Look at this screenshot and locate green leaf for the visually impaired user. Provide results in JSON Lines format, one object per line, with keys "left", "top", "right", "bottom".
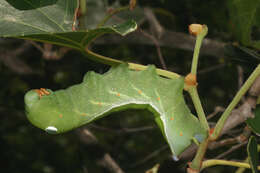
{"left": 17, "top": 20, "right": 137, "bottom": 51}
{"left": 246, "top": 105, "right": 260, "bottom": 135}
{"left": 247, "top": 136, "right": 259, "bottom": 173}
{"left": 227, "top": 0, "right": 260, "bottom": 49}
{"left": 1, "top": 0, "right": 78, "bottom": 36}
{"left": 0, "top": 0, "right": 137, "bottom": 51}
{"left": 24, "top": 64, "right": 207, "bottom": 156}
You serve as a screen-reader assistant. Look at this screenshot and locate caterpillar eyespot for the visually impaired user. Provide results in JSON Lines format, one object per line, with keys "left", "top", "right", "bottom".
{"left": 45, "top": 126, "right": 58, "bottom": 134}
{"left": 172, "top": 155, "right": 179, "bottom": 161}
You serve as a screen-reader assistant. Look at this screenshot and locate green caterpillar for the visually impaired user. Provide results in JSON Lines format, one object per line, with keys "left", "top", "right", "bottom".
{"left": 25, "top": 64, "right": 206, "bottom": 156}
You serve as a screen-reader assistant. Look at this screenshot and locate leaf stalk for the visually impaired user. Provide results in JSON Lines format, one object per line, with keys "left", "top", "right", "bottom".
{"left": 189, "top": 139, "right": 209, "bottom": 172}
{"left": 201, "top": 159, "right": 260, "bottom": 171}
{"left": 211, "top": 64, "right": 260, "bottom": 140}
{"left": 84, "top": 48, "right": 180, "bottom": 79}
{"left": 187, "top": 24, "right": 209, "bottom": 131}
{"left": 190, "top": 25, "right": 208, "bottom": 76}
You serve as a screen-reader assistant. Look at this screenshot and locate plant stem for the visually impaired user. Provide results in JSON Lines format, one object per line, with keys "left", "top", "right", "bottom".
{"left": 80, "top": 0, "right": 87, "bottom": 15}
{"left": 187, "top": 25, "right": 210, "bottom": 173}
{"left": 235, "top": 157, "right": 249, "bottom": 173}
{"left": 201, "top": 159, "right": 260, "bottom": 170}
{"left": 77, "top": 0, "right": 87, "bottom": 30}
{"left": 189, "top": 139, "right": 209, "bottom": 172}
{"left": 84, "top": 47, "right": 122, "bottom": 66}
{"left": 190, "top": 25, "right": 208, "bottom": 76}
{"left": 211, "top": 64, "right": 260, "bottom": 140}
{"left": 128, "top": 63, "right": 180, "bottom": 79}
{"left": 84, "top": 48, "right": 180, "bottom": 79}
{"left": 188, "top": 87, "right": 209, "bottom": 130}
{"left": 188, "top": 24, "right": 209, "bottom": 131}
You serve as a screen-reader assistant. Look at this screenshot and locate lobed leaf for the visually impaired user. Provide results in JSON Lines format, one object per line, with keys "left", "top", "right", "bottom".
{"left": 24, "top": 64, "right": 207, "bottom": 156}
{"left": 227, "top": 0, "right": 260, "bottom": 49}
{"left": 0, "top": 0, "right": 78, "bottom": 36}
{"left": 0, "top": 0, "right": 137, "bottom": 50}
{"left": 246, "top": 105, "right": 260, "bottom": 135}
{"left": 247, "top": 136, "right": 259, "bottom": 173}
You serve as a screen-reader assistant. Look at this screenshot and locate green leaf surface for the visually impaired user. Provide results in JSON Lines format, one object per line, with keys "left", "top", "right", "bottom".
{"left": 17, "top": 20, "right": 137, "bottom": 51}
{"left": 1, "top": 0, "right": 78, "bottom": 36}
{"left": 227, "top": 0, "right": 260, "bottom": 49}
{"left": 24, "top": 64, "right": 207, "bottom": 156}
{"left": 247, "top": 136, "right": 259, "bottom": 173}
{"left": 246, "top": 105, "right": 260, "bottom": 135}
{"left": 0, "top": 0, "right": 137, "bottom": 50}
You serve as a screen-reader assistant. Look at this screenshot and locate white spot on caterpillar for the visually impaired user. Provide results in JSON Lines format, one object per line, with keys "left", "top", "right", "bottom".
{"left": 45, "top": 126, "right": 58, "bottom": 134}
{"left": 172, "top": 155, "right": 179, "bottom": 161}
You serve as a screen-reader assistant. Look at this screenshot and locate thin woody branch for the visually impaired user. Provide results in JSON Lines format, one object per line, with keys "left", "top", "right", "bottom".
{"left": 94, "top": 29, "right": 227, "bottom": 59}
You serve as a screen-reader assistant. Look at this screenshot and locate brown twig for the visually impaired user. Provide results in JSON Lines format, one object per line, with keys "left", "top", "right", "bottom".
{"left": 237, "top": 65, "right": 245, "bottom": 102}
{"left": 0, "top": 40, "right": 33, "bottom": 74}
{"left": 208, "top": 138, "right": 238, "bottom": 150}
{"left": 221, "top": 96, "right": 256, "bottom": 136}
{"left": 89, "top": 124, "right": 155, "bottom": 134}
{"left": 249, "top": 75, "right": 260, "bottom": 96}
{"left": 206, "top": 106, "right": 225, "bottom": 120}
{"left": 215, "top": 141, "right": 248, "bottom": 159}
{"left": 237, "top": 65, "right": 244, "bottom": 90}
{"left": 141, "top": 7, "right": 167, "bottom": 70}
{"left": 198, "top": 64, "right": 226, "bottom": 75}
{"left": 138, "top": 29, "right": 167, "bottom": 70}
{"left": 98, "top": 154, "right": 125, "bottom": 173}
{"left": 130, "top": 145, "right": 168, "bottom": 167}
{"left": 143, "top": 7, "right": 164, "bottom": 39}
{"left": 94, "top": 29, "right": 227, "bottom": 59}
{"left": 29, "top": 41, "right": 71, "bottom": 60}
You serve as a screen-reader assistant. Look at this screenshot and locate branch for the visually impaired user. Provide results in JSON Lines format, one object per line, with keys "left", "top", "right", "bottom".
{"left": 211, "top": 64, "right": 260, "bottom": 140}
{"left": 201, "top": 159, "right": 260, "bottom": 171}
{"left": 221, "top": 96, "right": 256, "bottom": 135}
{"left": 215, "top": 141, "right": 247, "bottom": 159}
{"left": 94, "top": 29, "right": 227, "bottom": 59}
{"left": 143, "top": 7, "right": 164, "bottom": 38}
{"left": 98, "top": 154, "right": 125, "bottom": 173}
{"left": 0, "top": 40, "right": 33, "bottom": 74}
{"left": 89, "top": 124, "right": 155, "bottom": 134}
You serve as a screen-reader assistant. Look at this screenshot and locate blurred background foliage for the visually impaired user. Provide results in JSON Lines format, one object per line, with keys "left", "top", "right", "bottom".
{"left": 0, "top": 0, "right": 260, "bottom": 172}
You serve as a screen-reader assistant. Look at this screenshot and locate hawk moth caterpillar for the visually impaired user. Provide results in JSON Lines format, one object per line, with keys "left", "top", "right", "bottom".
{"left": 25, "top": 64, "right": 207, "bottom": 156}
